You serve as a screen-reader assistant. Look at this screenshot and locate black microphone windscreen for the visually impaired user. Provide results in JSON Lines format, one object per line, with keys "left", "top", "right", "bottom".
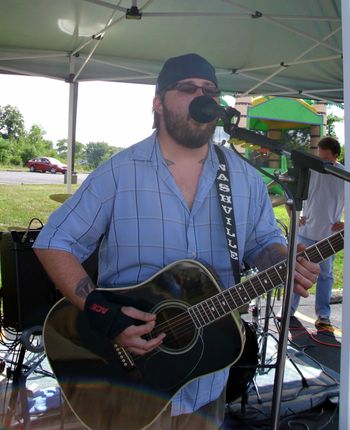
{"left": 189, "top": 95, "right": 221, "bottom": 123}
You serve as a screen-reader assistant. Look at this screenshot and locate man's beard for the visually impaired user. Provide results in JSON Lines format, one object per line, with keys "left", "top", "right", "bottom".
{"left": 162, "top": 102, "right": 216, "bottom": 149}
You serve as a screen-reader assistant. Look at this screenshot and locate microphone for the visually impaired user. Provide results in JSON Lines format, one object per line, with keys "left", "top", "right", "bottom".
{"left": 189, "top": 95, "right": 238, "bottom": 124}
{"left": 189, "top": 96, "right": 286, "bottom": 156}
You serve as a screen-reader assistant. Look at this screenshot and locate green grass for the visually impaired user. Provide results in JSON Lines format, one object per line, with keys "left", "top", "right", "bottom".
{"left": 0, "top": 184, "right": 80, "bottom": 230}
{"left": 0, "top": 185, "right": 343, "bottom": 292}
{"left": 0, "top": 183, "right": 80, "bottom": 290}
{"left": 0, "top": 165, "right": 27, "bottom": 171}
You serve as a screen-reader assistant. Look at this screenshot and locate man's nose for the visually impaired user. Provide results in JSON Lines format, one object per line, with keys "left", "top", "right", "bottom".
{"left": 194, "top": 86, "right": 206, "bottom": 96}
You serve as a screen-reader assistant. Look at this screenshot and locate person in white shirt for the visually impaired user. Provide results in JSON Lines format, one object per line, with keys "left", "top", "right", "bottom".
{"left": 291, "top": 136, "right": 344, "bottom": 331}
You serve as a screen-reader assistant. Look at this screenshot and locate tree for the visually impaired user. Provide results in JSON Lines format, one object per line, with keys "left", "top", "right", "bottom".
{"left": 283, "top": 128, "right": 310, "bottom": 149}
{"left": 0, "top": 137, "right": 10, "bottom": 164}
{"left": 326, "top": 106, "right": 344, "bottom": 163}
{"left": 327, "top": 112, "right": 343, "bottom": 138}
{"left": 56, "top": 139, "right": 85, "bottom": 161}
{"left": 19, "top": 124, "right": 55, "bottom": 165}
{"left": 84, "top": 142, "right": 119, "bottom": 169}
{"left": 56, "top": 139, "right": 68, "bottom": 158}
{"left": 0, "top": 104, "right": 25, "bottom": 140}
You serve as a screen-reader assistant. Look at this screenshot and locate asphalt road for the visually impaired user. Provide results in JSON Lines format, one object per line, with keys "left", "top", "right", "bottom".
{"left": 0, "top": 170, "right": 89, "bottom": 185}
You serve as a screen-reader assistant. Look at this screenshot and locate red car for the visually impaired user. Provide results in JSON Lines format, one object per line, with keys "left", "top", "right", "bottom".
{"left": 26, "top": 157, "right": 67, "bottom": 174}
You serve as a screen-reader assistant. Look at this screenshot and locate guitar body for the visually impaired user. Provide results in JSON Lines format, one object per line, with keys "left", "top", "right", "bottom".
{"left": 44, "top": 230, "right": 345, "bottom": 429}
{"left": 44, "top": 260, "right": 245, "bottom": 430}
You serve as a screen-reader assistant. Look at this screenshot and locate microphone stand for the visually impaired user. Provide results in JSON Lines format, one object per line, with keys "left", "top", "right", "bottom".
{"left": 269, "top": 160, "right": 308, "bottom": 430}
{"left": 223, "top": 117, "right": 350, "bottom": 429}
{"left": 270, "top": 150, "right": 350, "bottom": 429}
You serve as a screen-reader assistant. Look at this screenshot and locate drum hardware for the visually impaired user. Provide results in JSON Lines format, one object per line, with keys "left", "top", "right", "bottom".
{"left": 269, "top": 193, "right": 294, "bottom": 208}
{"left": 277, "top": 174, "right": 295, "bottom": 183}
{"left": 253, "top": 219, "right": 288, "bottom": 373}
{"left": 239, "top": 265, "right": 278, "bottom": 370}
{"left": 237, "top": 266, "right": 282, "bottom": 392}
{"left": 251, "top": 290, "right": 281, "bottom": 375}
{"left": 247, "top": 287, "right": 309, "bottom": 407}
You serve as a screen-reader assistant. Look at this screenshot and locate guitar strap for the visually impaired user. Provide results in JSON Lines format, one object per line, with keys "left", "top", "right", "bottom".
{"left": 214, "top": 145, "right": 241, "bottom": 283}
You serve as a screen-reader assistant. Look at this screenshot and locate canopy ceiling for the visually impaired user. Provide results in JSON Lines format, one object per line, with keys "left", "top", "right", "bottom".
{"left": 0, "top": 0, "right": 343, "bottom": 103}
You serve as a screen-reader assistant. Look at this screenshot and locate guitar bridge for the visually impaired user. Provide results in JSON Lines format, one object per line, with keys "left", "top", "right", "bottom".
{"left": 114, "top": 344, "right": 135, "bottom": 370}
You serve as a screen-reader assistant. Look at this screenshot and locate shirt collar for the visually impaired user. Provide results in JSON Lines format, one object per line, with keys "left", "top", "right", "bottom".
{"left": 129, "top": 130, "right": 219, "bottom": 170}
{"left": 129, "top": 131, "right": 158, "bottom": 163}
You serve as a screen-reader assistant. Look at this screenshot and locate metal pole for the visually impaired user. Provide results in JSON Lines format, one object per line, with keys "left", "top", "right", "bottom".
{"left": 271, "top": 218, "right": 300, "bottom": 429}
{"left": 340, "top": 1, "right": 350, "bottom": 428}
{"left": 66, "top": 55, "right": 79, "bottom": 194}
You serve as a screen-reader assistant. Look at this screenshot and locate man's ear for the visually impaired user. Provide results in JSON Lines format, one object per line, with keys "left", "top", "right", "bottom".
{"left": 153, "top": 95, "right": 164, "bottom": 116}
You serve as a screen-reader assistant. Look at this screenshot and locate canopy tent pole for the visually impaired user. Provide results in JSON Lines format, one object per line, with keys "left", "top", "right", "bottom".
{"left": 65, "top": 1, "right": 124, "bottom": 193}
{"left": 340, "top": 0, "right": 350, "bottom": 428}
{"left": 66, "top": 55, "right": 79, "bottom": 194}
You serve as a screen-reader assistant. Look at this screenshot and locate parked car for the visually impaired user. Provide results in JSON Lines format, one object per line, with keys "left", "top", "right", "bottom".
{"left": 26, "top": 157, "right": 67, "bottom": 174}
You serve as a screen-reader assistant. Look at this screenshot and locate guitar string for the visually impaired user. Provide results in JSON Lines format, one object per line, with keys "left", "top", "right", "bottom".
{"left": 148, "top": 271, "right": 284, "bottom": 342}
{"left": 126, "top": 272, "right": 280, "bottom": 362}
{"left": 146, "top": 267, "right": 282, "bottom": 337}
{"left": 141, "top": 234, "right": 344, "bottom": 342}
{"left": 126, "top": 274, "right": 278, "bottom": 364}
{"left": 142, "top": 234, "right": 343, "bottom": 340}
{"left": 128, "top": 233, "right": 343, "bottom": 363}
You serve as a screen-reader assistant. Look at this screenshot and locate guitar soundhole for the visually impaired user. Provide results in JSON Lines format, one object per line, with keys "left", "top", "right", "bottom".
{"left": 154, "top": 301, "right": 200, "bottom": 354}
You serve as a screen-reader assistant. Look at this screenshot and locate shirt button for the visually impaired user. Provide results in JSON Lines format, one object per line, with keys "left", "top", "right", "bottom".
{"left": 191, "top": 251, "right": 196, "bottom": 257}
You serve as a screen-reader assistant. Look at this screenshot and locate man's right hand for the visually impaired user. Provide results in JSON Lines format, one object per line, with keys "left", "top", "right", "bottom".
{"left": 116, "top": 307, "right": 166, "bottom": 356}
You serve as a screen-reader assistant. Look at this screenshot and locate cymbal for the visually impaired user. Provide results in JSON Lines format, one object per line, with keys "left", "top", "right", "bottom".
{"left": 270, "top": 195, "right": 287, "bottom": 207}
{"left": 49, "top": 193, "right": 72, "bottom": 203}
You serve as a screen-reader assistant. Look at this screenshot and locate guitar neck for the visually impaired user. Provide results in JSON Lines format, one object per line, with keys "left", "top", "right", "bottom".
{"left": 188, "top": 229, "right": 344, "bottom": 327}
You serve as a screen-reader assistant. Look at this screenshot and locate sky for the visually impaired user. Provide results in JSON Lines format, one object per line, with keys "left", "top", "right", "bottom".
{"left": 0, "top": 74, "right": 345, "bottom": 148}
{"left": 0, "top": 74, "right": 156, "bottom": 148}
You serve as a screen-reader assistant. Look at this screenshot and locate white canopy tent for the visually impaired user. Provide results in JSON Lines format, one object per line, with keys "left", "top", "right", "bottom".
{"left": 0, "top": 0, "right": 344, "bottom": 189}
{"left": 0, "top": 1, "right": 343, "bottom": 98}
{"left": 0, "top": 0, "right": 349, "bottom": 428}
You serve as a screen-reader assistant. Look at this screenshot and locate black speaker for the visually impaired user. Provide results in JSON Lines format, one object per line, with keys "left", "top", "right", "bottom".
{"left": 0, "top": 230, "right": 62, "bottom": 331}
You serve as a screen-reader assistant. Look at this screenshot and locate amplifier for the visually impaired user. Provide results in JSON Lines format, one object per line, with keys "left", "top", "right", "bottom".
{"left": 0, "top": 230, "right": 98, "bottom": 331}
{"left": 0, "top": 230, "right": 61, "bottom": 331}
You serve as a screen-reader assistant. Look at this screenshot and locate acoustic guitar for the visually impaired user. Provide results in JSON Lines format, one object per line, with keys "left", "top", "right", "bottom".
{"left": 43, "top": 229, "right": 344, "bottom": 430}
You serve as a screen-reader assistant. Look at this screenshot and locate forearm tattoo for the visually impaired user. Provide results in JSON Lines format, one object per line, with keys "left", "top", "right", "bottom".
{"left": 75, "top": 276, "right": 95, "bottom": 299}
{"left": 253, "top": 243, "right": 287, "bottom": 271}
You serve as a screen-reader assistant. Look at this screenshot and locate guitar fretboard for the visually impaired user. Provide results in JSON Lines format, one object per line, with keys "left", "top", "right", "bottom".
{"left": 188, "top": 230, "right": 344, "bottom": 328}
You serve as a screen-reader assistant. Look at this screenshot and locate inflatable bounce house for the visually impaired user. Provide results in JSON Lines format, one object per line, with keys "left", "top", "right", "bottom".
{"left": 233, "top": 96, "right": 327, "bottom": 198}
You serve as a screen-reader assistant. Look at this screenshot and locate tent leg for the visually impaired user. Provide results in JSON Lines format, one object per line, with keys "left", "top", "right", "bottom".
{"left": 66, "top": 80, "right": 78, "bottom": 194}
{"left": 340, "top": 1, "right": 350, "bottom": 429}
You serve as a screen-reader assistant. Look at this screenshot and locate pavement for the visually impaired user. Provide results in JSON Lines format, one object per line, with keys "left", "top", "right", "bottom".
{"left": 271, "top": 292, "right": 342, "bottom": 373}
{"left": 224, "top": 292, "right": 341, "bottom": 429}
{"left": 0, "top": 170, "right": 88, "bottom": 186}
{"left": 0, "top": 291, "right": 342, "bottom": 429}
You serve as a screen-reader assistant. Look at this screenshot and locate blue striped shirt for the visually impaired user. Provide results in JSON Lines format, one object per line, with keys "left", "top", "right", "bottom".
{"left": 34, "top": 132, "right": 285, "bottom": 414}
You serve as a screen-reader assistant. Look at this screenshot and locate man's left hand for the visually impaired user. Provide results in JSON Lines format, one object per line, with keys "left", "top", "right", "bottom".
{"left": 293, "top": 243, "right": 320, "bottom": 297}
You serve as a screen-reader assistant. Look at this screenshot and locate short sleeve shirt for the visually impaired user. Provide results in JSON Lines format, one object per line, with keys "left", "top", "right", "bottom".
{"left": 299, "top": 164, "right": 344, "bottom": 241}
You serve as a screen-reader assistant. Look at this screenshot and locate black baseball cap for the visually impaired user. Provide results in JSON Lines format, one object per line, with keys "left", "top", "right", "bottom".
{"left": 156, "top": 53, "right": 218, "bottom": 93}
